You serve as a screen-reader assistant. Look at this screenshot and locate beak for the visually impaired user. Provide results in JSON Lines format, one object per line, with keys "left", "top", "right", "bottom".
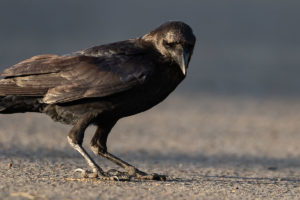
{"left": 179, "top": 51, "right": 189, "bottom": 76}
{"left": 171, "top": 46, "right": 190, "bottom": 76}
{"left": 171, "top": 47, "right": 191, "bottom": 76}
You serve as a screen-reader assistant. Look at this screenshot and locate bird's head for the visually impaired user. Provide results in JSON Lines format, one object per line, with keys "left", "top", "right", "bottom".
{"left": 142, "top": 21, "right": 196, "bottom": 76}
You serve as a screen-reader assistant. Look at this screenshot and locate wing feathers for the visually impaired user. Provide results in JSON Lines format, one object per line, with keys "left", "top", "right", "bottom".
{"left": 0, "top": 78, "right": 48, "bottom": 96}
{"left": 0, "top": 55, "right": 86, "bottom": 77}
{"left": 0, "top": 44, "right": 153, "bottom": 104}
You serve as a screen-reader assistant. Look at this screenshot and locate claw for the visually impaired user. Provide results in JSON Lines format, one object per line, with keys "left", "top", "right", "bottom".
{"left": 74, "top": 168, "right": 99, "bottom": 178}
{"left": 152, "top": 173, "right": 167, "bottom": 181}
{"left": 74, "top": 168, "right": 88, "bottom": 178}
{"left": 97, "top": 174, "right": 121, "bottom": 181}
{"left": 135, "top": 172, "right": 167, "bottom": 181}
{"left": 74, "top": 168, "right": 85, "bottom": 173}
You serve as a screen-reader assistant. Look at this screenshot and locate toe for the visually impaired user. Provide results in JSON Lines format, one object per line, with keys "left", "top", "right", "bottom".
{"left": 74, "top": 168, "right": 100, "bottom": 178}
{"left": 74, "top": 168, "right": 88, "bottom": 178}
{"left": 151, "top": 173, "right": 167, "bottom": 181}
{"left": 136, "top": 173, "right": 167, "bottom": 181}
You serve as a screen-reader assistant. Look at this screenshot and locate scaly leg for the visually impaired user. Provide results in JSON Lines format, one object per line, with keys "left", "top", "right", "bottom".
{"left": 68, "top": 114, "right": 121, "bottom": 180}
{"left": 90, "top": 122, "right": 166, "bottom": 181}
{"left": 99, "top": 151, "right": 166, "bottom": 181}
{"left": 67, "top": 136, "right": 104, "bottom": 178}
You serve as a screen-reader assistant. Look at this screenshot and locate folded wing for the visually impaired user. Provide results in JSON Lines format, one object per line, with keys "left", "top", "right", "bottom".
{"left": 0, "top": 53, "right": 153, "bottom": 104}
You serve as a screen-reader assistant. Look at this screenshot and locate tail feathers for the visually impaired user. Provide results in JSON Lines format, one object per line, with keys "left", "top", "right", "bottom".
{"left": 0, "top": 96, "right": 7, "bottom": 111}
{"left": 0, "top": 106, "right": 5, "bottom": 112}
{"left": 0, "top": 96, "right": 42, "bottom": 113}
{"left": 0, "top": 96, "right": 14, "bottom": 112}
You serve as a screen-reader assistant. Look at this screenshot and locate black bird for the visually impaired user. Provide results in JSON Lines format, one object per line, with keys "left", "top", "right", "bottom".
{"left": 0, "top": 21, "right": 196, "bottom": 181}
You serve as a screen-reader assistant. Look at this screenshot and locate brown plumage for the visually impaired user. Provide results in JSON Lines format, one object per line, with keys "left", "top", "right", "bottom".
{"left": 0, "top": 21, "right": 196, "bottom": 181}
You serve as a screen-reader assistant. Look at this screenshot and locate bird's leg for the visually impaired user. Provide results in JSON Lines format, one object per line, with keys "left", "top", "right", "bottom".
{"left": 90, "top": 123, "right": 166, "bottom": 181}
{"left": 67, "top": 114, "right": 118, "bottom": 180}
{"left": 98, "top": 151, "right": 166, "bottom": 181}
{"left": 67, "top": 137, "right": 104, "bottom": 178}
{"left": 90, "top": 121, "right": 116, "bottom": 154}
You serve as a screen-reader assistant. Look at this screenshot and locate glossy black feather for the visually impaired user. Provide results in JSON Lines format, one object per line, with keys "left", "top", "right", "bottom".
{"left": 0, "top": 21, "right": 195, "bottom": 133}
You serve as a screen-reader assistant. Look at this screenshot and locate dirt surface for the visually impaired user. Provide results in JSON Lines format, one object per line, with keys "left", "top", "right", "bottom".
{"left": 1, "top": 94, "right": 300, "bottom": 199}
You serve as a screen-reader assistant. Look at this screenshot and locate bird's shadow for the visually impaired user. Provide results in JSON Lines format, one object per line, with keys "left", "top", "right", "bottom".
{"left": 2, "top": 145, "right": 300, "bottom": 169}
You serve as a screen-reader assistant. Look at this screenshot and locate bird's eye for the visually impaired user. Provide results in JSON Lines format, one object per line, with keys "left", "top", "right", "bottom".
{"left": 163, "top": 41, "right": 176, "bottom": 48}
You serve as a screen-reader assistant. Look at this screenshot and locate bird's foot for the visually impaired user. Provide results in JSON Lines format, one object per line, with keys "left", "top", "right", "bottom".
{"left": 74, "top": 168, "right": 100, "bottom": 178}
{"left": 134, "top": 172, "right": 167, "bottom": 181}
{"left": 125, "top": 167, "right": 167, "bottom": 181}
{"left": 74, "top": 168, "right": 130, "bottom": 181}
{"left": 105, "top": 168, "right": 167, "bottom": 181}
{"left": 74, "top": 168, "right": 166, "bottom": 181}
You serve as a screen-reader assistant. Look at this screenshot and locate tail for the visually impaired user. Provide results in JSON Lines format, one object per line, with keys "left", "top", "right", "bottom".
{"left": 0, "top": 96, "right": 43, "bottom": 113}
{"left": 0, "top": 96, "right": 8, "bottom": 112}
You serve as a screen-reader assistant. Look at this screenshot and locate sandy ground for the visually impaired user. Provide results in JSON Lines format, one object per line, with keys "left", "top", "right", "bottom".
{"left": 1, "top": 94, "right": 300, "bottom": 199}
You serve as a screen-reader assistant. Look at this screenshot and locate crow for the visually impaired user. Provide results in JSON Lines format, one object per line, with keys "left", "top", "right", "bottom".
{"left": 0, "top": 21, "right": 196, "bottom": 181}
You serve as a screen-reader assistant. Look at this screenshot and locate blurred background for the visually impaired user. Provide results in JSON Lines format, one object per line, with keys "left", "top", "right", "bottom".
{"left": 1, "top": 2, "right": 300, "bottom": 198}
{"left": 1, "top": 0, "right": 300, "bottom": 98}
